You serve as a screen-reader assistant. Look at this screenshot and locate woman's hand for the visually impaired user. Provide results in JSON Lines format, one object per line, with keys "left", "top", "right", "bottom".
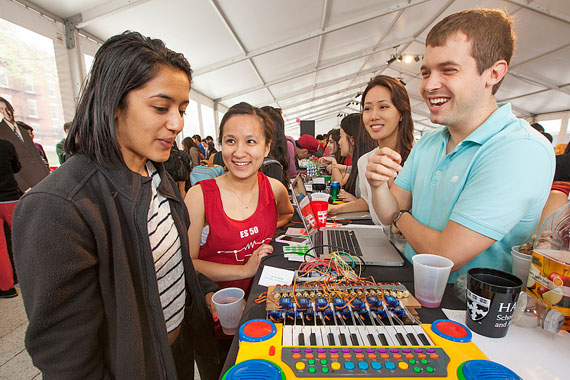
{"left": 242, "top": 244, "right": 273, "bottom": 278}
{"left": 318, "top": 156, "right": 337, "bottom": 174}
{"left": 318, "top": 156, "right": 337, "bottom": 166}
{"left": 338, "top": 189, "right": 357, "bottom": 202}
{"left": 328, "top": 203, "right": 341, "bottom": 216}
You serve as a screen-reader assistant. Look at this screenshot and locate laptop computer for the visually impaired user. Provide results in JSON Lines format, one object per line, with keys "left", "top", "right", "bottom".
{"left": 290, "top": 175, "right": 404, "bottom": 266}
{"left": 330, "top": 210, "right": 372, "bottom": 221}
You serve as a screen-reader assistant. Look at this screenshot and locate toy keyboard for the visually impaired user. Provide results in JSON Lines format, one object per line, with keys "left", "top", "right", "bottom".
{"left": 222, "top": 319, "right": 489, "bottom": 380}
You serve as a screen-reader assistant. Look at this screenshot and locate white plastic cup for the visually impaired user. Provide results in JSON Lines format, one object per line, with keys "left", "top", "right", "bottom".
{"left": 212, "top": 287, "right": 245, "bottom": 335}
{"left": 412, "top": 254, "right": 454, "bottom": 308}
{"left": 511, "top": 245, "right": 532, "bottom": 289}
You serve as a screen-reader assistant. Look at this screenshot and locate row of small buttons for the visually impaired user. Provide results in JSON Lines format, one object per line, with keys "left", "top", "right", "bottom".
{"left": 295, "top": 361, "right": 436, "bottom": 373}
{"left": 291, "top": 353, "right": 438, "bottom": 360}
{"left": 291, "top": 348, "right": 437, "bottom": 354}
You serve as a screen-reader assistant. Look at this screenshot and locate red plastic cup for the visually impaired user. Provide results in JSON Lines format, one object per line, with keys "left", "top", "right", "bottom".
{"left": 311, "top": 193, "right": 330, "bottom": 229}
{"left": 299, "top": 197, "right": 317, "bottom": 230}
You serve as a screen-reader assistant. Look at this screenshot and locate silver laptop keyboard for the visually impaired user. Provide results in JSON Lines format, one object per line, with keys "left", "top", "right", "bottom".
{"left": 326, "top": 229, "right": 363, "bottom": 257}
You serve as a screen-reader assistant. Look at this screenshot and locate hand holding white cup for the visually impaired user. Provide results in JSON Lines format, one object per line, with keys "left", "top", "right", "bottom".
{"left": 212, "top": 287, "right": 245, "bottom": 335}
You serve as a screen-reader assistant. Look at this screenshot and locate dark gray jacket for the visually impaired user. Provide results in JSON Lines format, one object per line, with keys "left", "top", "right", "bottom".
{"left": 0, "top": 119, "right": 49, "bottom": 192}
{"left": 13, "top": 154, "right": 219, "bottom": 379}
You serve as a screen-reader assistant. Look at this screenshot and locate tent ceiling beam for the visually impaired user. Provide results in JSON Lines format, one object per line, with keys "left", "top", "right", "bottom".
{"left": 289, "top": 0, "right": 456, "bottom": 128}
{"left": 14, "top": 0, "right": 64, "bottom": 22}
{"left": 216, "top": 37, "right": 413, "bottom": 102}
{"left": 194, "top": 0, "right": 429, "bottom": 76}
{"left": 286, "top": 107, "right": 350, "bottom": 127}
{"left": 505, "top": 0, "right": 570, "bottom": 25}
{"left": 286, "top": 97, "right": 357, "bottom": 121}
{"left": 279, "top": 94, "right": 356, "bottom": 118}
{"left": 269, "top": 65, "right": 387, "bottom": 105}
{"left": 509, "top": 70, "right": 570, "bottom": 97}
{"left": 407, "top": 0, "right": 457, "bottom": 46}
{"left": 280, "top": 81, "right": 369, "bottom": 111}
{"left": 511, "top": 43, "right": 570, "bottom": 69}
{"left": 309, "top": 0, "right": 331, "bottom": 103}
{"left": 338, "top": 7, "right": 405, "bottom": 104}
{"left": 76, "top": 0, "right": 152, "bottom": 29}
{"left": 13, "top": 0, "right": 103, "bottom": 43}
{"left": 209, "top": 0, "right": 284, "bottom": 118}
{"left": 299, "top": 0, "right": 454, "bottom": 112}
{"left": 499, "top": 88, "right": 549, "bottom": 103}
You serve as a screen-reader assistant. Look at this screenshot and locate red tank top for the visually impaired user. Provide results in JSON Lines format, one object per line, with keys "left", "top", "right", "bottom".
{"left": 198, "top": 172, "right": 277, "bottom": 292}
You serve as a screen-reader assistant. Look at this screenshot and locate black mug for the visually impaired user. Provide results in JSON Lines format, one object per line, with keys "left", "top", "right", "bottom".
{"left": 466, "top": 268, "right": 523, "bottom": 338}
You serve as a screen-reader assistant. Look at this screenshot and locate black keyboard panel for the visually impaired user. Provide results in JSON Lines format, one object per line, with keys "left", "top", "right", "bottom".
{"left": 326, "top": 229, "right": 363, "bottom": 256}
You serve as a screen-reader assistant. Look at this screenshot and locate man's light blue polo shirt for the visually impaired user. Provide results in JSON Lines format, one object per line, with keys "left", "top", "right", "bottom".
{"left": 395, "top": 103, "right": 555, "bottom": 282}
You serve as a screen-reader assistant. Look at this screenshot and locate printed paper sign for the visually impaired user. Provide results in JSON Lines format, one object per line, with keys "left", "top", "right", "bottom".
{"left": 258, "top": 265, "right": 295, "bottom": 287}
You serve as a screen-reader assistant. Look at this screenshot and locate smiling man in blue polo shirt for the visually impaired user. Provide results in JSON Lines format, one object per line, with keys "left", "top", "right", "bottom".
{"left": 365, "top": 9, "right": 554, "bottom": 282}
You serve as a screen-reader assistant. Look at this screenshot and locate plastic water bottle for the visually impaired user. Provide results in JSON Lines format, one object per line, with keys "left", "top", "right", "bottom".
{"left": 512, "top": 291, "right": 564, "bottom": 333}
{"left": 306, "top": 161, "right": 317, "bottom": 179}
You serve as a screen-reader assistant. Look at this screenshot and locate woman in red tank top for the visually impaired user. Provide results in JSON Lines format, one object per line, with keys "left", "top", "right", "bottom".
{"left": 184, "top": 102, "right": 294, "bottom": 295}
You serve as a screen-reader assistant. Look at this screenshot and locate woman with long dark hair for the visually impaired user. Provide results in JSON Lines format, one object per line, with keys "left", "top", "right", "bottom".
{"left": 330, "top": 114, "right": 376, "bottom": 192}
{"left": 318, "top": 121, "right": 356, "bottom": 181}
{"left": 357, "top": 75, "right": 414, "bottom": 224}
{"left": 329, "top": 75, "right": 414, "bottom": 219}
{"left": 206, "top": 141, "right": 218, "bottom": 159}
{"left": 325, "top": 128, "right": 341, "bottom": 161}
{"left": 260, "top": 106, "right": 290, "bottom": 185}
{"left": 12, "top": 31, "right": 220, "bottom": 379}
{"left": 182, "top": 136, "right": 201, "bottom": 167}
{"left": 341, "top": 114, "right": 377, "bottom": 196}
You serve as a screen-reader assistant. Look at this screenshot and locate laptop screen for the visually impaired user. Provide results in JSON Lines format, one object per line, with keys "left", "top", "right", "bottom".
{"left": 291, "top": 175, "right": 318, "bottom": 236}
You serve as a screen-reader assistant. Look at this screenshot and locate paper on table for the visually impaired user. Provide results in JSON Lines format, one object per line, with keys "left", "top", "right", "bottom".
{"left": 286, "top": 227, "right": 306, "bottom": 236}
{"left": 442, "top": 308, "right": 570, "bottom": 380}
{"left": 258, "top": 265, "right": 295, "bottom": 287}
{"left": 284, "top": 253, "right": 306, "bottom": 262}
{"left": 441, "top": 308, "right": 466, "bottom": 323}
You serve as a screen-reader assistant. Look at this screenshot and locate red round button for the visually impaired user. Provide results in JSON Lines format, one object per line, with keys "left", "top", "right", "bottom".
{"left": 436, "top": 320, "right": 468, "bottom": 338}
{"left": 243, "top": 320, "right": 274, "bottom": 338}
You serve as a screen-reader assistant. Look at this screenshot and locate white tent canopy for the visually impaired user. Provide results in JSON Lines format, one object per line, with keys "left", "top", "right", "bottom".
{"left": 2, "top": 0, "right": 569, "bottom": 141}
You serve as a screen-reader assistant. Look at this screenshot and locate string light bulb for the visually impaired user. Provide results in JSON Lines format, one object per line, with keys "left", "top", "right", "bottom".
{"left": 387, "top": 53, "right": 423, "bottom": 65}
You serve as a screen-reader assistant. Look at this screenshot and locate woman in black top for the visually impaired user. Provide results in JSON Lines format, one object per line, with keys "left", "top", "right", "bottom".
{"left": 12, "top": 31, "right": 219, "bottom": 380}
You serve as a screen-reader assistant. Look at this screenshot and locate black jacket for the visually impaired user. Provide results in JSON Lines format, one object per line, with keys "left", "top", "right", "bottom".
{"left": 0, "top": 119, "right": 49, "bottom": 192}
{"left": 0, "top": 139, "right": 21, "bottom": 201}
{"left": 13, "top": 154, "right": 220, "bottom": 379}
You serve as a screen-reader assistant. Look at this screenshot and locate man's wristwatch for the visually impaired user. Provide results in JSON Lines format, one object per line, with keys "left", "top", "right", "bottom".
{"left": 393, "top": 210, "right": 411, "bottom": 228}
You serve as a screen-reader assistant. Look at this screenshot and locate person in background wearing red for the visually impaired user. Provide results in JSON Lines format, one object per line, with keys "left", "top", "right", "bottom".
{"left": 0, "top": 139, "right": 20, "bottom": 298}
{"left": 285, "top": 133, "right": 322, "bottom": 177}
{"left": 316, "top": 134, "right": 328, "bottom": 156}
